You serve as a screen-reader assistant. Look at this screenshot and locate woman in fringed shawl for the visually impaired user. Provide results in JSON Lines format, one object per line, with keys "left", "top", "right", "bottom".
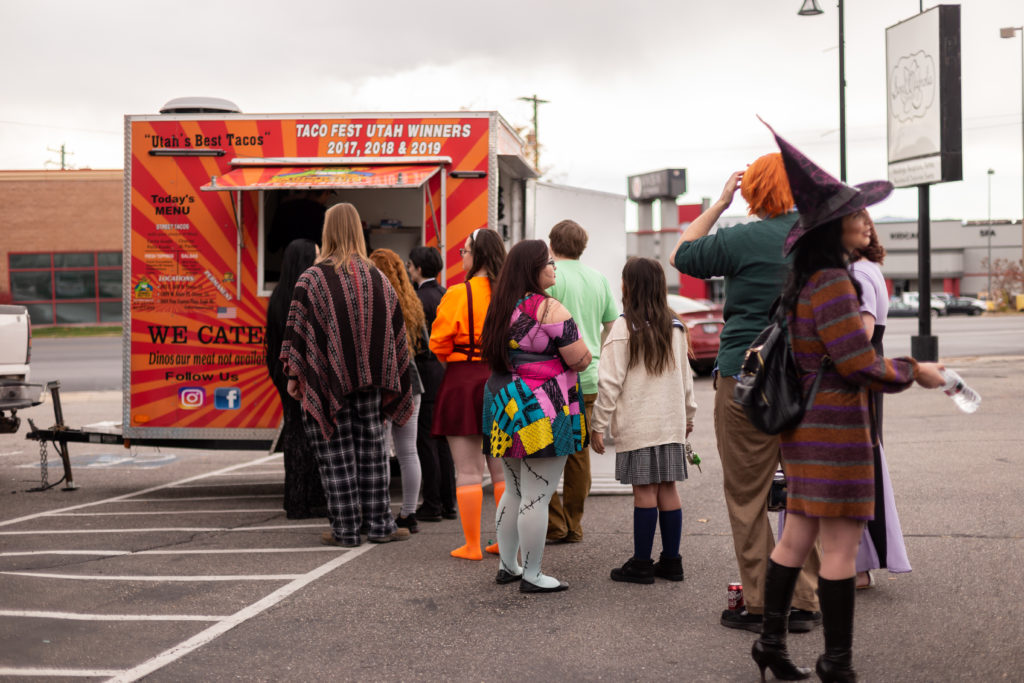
{"left": 281, "top": 203, "right": 413, "bottom": 547}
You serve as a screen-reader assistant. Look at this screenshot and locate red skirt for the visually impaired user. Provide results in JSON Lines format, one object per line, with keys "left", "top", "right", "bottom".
{"left": 432, "top": 360, "right": 489, "bottom": 437}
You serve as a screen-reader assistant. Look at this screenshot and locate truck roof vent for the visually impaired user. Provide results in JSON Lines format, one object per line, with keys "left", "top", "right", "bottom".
{"left": 160, "top": 97, "right": 241, "bottom": 114}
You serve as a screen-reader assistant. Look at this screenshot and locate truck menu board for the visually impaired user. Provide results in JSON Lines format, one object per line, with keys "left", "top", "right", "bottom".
{"left": 125, "top": 113, "right": 495, "bottom": 441}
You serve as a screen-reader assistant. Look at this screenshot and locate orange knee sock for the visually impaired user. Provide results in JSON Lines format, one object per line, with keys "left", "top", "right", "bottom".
{"left": 485, "top": 480, "right": 506, "bottom": 555}
{"left": 451, "top": 484, "right": 483, "bottom": 560}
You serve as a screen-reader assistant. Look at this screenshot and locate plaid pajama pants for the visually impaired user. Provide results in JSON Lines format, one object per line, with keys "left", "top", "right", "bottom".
{"left": 302, "top": 388, "right": 395, "bottom": 545}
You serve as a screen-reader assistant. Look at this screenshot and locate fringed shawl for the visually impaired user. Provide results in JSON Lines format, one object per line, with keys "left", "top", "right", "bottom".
{"left": 281, "top": 258, "right": 412, "bottom": 439}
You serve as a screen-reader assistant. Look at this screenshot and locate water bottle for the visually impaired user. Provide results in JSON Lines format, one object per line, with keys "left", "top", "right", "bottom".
{"left": 940, "top": 369, "right": 981, "bottom": 413}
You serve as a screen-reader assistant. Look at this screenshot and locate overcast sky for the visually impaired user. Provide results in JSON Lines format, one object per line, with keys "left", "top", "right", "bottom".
{"left": 1, "top": 0, "right": 1021, "bottom": 224}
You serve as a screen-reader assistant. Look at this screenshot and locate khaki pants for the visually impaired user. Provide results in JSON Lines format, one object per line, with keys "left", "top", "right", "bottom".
{"left": 715, "top": 376, "right": 821, "bottom": 613}
{"left": 547, "top": 393, "right": 596, "bottom": 542}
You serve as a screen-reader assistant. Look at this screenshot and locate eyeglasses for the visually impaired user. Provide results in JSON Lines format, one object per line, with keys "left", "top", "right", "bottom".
{"left": 459, "top": 248, "right": 471, "bottom": 256}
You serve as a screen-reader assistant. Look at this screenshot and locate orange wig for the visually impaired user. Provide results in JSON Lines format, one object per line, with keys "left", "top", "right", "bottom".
{"left": 369, "top": 248, "right": 427, "bottom": 355}
{"left": 741, "top": 153, "right": 794, "bottom": 219}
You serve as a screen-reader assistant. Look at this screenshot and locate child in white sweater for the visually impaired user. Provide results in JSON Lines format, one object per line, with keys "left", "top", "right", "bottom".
{"left": 591, "top": 257, "right": 698, "bottom": 583}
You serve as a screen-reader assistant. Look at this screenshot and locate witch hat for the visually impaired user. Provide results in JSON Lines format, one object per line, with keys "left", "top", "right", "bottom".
{"left": 757, "top": 116, "right": 893, "bottom": 255}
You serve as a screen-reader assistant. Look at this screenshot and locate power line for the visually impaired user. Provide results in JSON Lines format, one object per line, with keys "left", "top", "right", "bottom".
{"left": 0, "top": 119, "right": 120, "bottom": 136}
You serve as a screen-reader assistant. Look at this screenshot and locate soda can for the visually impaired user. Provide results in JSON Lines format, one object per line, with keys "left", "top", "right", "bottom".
{"left": 728, "top": 582, "right": 744, "bottom": 611}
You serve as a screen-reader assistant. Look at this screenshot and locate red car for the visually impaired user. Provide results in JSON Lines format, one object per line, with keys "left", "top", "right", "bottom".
{"left": 667, "top": 295, "right": 723, "bottom": 376}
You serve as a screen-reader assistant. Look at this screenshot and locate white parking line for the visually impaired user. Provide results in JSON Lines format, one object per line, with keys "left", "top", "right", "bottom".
{"left": 0, "top": 667, "right": 125, "bottom": 677}
{"left": 51, "top": 509, "right": 283, "bottom": 516}
{"left": 115, "top": 494, "right": 281, "bottom": 502}
{"left": 0, "top": 547, "right": 345, "bottom": 557}
{"left": 170, "top": 481, "right": 282, "bottom": 488}
{"left": 197, "top": 470, "right": 283, "bottom": 477}
{"left": 0, "top": 453, "right": 283, "bottom": 529}
{"left": 0, "top": 609, "right": 224, "bottom": 622}
{"left": 1, "top": 571, "right": 303, "bottom": 581}
{"left": 109, "top": 544, "right": 374, "bottom": 683}
{"left": 0, "top": 524, "right": 323, "bottom": 535}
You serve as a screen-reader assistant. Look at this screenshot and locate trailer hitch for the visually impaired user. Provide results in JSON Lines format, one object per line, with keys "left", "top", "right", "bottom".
{"left": 25, "top": 381, "right": 78, "bottom": 492}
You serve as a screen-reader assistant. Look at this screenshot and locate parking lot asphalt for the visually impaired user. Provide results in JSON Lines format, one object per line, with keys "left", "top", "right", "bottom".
{"left": 1, "top": 356, "right": 1022, "bottom": 681}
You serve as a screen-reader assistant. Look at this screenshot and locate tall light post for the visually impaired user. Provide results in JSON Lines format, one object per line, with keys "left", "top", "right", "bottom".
{"left": 798, "top": 0, "right": 846, "bottom": 182}
{"left": 1000, "top": 26, "right": 1024, "bottom": 268}
{"left": 988, "top": 168, "right": 995, "bottom": 299}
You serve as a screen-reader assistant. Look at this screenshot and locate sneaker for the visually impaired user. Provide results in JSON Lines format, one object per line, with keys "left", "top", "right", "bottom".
{"left": 720, "top": 608, "right": 763, "bottom": 633}
{"left": 395, "top": 513, "right": 420, "bottom": 533}
{"left": 788, "top": 608, "right": 822, "bottom": 633}
{"left": 320, "top": 531, "right": 360, "bottom": 548}
{"left": 368, "top": 528, "right": 412, "bottom": 543}
{"left": 610, "top": 557, "right": 655, "bottom": 584}
{"left": 415, "top": 506, "right": 443, "bottom": 523}
{"left": 653, "top": 553, "right": 684, "bottom": 582}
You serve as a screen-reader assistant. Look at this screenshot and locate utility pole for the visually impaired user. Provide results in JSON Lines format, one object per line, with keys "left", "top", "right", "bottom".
{"left": 518, "top": 94, "right": 549, "bottom": 171}
{"left": 45, "top": 143, "right": 74, "bottom": 170}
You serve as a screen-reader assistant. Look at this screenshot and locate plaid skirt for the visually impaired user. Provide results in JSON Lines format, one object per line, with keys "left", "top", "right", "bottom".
{"left": 615, "top": 442, "right": 688, "bottom": 485}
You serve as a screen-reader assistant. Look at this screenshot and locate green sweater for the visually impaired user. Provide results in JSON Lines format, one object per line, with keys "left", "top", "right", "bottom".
{"left": 672, "top": 213, "right": 796, "bottom": 377}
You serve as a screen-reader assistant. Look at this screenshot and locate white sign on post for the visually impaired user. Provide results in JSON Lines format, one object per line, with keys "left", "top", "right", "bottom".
{"left": 885, "top": 5, "right": 961, "bottom": 188}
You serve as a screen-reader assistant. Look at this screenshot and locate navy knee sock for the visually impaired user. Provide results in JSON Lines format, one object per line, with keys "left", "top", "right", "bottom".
{"left": 633, "top": 507, "right": 658, "bottom": 560}
{"left": 659, "top": 508, "right": 682, "bottom": 559}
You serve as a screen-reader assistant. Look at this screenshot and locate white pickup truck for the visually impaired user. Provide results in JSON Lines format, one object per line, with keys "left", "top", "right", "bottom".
{"left": 0, "top": 305, "right": 42, "bottom": 433}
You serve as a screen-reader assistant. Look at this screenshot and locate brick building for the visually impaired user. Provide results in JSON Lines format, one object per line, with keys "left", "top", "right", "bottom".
{"left": 0, "top": 170, "right": 123, "bottom": 324}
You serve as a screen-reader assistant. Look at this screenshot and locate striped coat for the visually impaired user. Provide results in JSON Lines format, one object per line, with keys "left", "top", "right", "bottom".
{"left": 782, "top": 268, "right": 918, "bottom": 519}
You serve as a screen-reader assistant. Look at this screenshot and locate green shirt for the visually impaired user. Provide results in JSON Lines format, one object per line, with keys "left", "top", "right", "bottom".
{"left": 672, "top": 213, "right": 796, "bottom": 377}
{"left": 546, "top": 259, "right": 619, "bottom": 394}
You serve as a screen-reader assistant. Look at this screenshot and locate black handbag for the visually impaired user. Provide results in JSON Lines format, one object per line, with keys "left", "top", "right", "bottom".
{"left": 733, "top": 300, "right": 830, "bottom": 435}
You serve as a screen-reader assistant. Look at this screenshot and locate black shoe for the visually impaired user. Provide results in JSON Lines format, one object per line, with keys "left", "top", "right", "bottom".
{"left": 788, "top": 608, "right": 823, "bottom": 633}
{"left": 721, "top": 608, "right": 763, "bottom": 633}
{"left": 520, "top": 578, "right": 568, "bottom": 593}
{"left": 415, "top": 506, "right": 443, "bottom": 522}
{"left": 495, "top": 569, "right": 523, "bottom": 584}
{"left": 395, "top": 513, "right": 419, "bottom": 534}
{"left": 752, "top": 640, "right": 812, "bottom": 681}
{"left": 441, "top": 508, "right": 458, "bottom": 520}
{"left": 610, "top": 557, "right": 655, "bottom": 584}
{"left": 653, "top": 553, "right": 684, "bottom": 582}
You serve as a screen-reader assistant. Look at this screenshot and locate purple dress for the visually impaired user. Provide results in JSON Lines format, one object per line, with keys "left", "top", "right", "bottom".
{"left": 851, "top": 260, "right": 911, "bottom": 574}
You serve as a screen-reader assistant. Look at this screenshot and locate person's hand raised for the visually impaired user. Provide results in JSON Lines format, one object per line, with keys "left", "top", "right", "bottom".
{"left": 718, "top": 170, "right": 744, "bottom": 208}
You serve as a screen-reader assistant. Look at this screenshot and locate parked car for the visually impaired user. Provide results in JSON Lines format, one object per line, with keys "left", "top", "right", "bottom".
{"left": 888, "top": 299, "right": 937, "bottom": 318}
{"left": 942, "top": 297, "right": 986, "bottom": 316}
{"left": 667, "top": 294, "right": 722, "bottom": 375}
{"left": 0, "top": 304, "right": 43, "bottom": 433}
{"left": 901, "top": 292, "right": 946, "bottom": 316}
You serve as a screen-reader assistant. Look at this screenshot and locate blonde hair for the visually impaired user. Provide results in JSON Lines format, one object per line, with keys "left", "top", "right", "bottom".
{"left": 319, "top": 203, "right": 367, "bottom": 272}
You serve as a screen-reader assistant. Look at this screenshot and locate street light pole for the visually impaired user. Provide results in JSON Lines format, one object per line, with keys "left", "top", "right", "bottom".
{"left": 988, "top": 169, "right": 995, "bottom": 299}
{"left": 999, "top": 27, "right": 1023, "bottom": 268}
{"left": 799, "top": 0, "right": 846, "bottom": 181}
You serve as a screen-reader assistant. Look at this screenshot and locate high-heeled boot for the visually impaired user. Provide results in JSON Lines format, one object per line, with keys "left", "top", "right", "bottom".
{"left": 751, "top": 559, "right": 812, "bottom": 682}
{"left": 815, "top": 576, "right": 857, "bottom": 683}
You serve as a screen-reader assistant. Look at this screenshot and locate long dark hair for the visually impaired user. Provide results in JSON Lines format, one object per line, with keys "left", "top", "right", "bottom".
{"left": 622, "top": 257, "right": 678, "bottom": 375}
{"left": 781, "top": 220, "right": 861, "bottom": 314}
{"left": 480, "top": 240, "right": 551, "bottom": 373}
{"left": 266, "top": 239, "right": 317, "bottom": 392}
{"left": 466, "top": 228, "right": 506, "bottom": 283}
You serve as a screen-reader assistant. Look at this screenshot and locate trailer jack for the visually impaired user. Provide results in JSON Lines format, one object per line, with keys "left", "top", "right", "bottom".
{"left": 25, "top": 381, "right": 78, "bottom": 492}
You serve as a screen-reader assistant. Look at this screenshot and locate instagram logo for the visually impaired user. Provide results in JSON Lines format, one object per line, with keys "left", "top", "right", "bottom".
{"left": 178, "top": 387, "right": 205, "bottom": 409}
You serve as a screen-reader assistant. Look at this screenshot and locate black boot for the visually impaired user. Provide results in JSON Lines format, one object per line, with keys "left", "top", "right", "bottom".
{"left": 610, "top": 557, "right": 655, "bottom": 584}
{"left": 815, "top": 576, "right": 857, "bottom": 683}
{"left": 751, "top": 560, "right": 812, "bottom": 682}
{"left": 653, "top": 553, "right": 684, "bottom": 581}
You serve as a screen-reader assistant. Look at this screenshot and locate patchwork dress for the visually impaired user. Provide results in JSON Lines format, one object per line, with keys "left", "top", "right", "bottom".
{"left": 483, "top": 294, "right": 588, "bottom": 459}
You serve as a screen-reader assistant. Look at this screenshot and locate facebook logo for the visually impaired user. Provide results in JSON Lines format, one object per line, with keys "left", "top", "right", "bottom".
{"left": 214, "top": 387, "right": 241, "bottom": 410}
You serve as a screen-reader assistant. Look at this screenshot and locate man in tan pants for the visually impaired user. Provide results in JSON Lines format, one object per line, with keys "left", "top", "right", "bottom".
{"left": 670, "top": 155, "right": 821, "bottom": 632}
{"left": 545, "top": 220, "right": 618, "bottom": 543}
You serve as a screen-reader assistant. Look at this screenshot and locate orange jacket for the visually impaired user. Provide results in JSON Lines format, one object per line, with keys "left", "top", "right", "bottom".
{"left": 429, "top": 277, "right": 491, "bottom": 363}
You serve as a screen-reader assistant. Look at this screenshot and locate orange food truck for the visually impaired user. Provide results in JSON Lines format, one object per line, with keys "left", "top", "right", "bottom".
{"left": 109, "top": 98, "right": 626, "bottom": 449}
